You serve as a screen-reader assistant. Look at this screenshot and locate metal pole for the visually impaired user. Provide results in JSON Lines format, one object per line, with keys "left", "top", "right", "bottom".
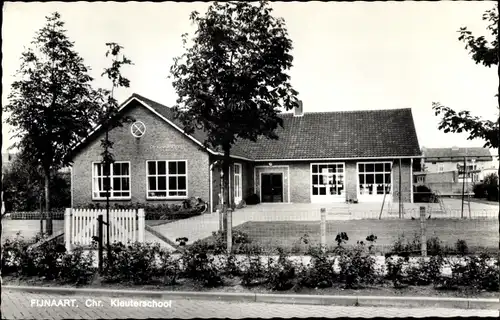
{"left": 461, "top": 156, "right": 466, "bottom": 219}
{"left": 98, "top": 214, "right": 103, "bottom": 274}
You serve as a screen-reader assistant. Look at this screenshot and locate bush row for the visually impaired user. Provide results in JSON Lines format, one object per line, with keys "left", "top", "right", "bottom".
{"left": 2, "top": 232, "right": 498, "bottom": 292}
{"left": 74, "top": 203, "right": 201, "bottom": 220}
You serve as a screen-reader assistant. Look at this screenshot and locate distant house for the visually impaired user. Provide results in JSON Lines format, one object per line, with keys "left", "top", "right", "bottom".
{"left": 68, "top": 93, "right": 421, "bottom": 211}
{"left": 414, "top": 147, "right": 495, "bottom": 195}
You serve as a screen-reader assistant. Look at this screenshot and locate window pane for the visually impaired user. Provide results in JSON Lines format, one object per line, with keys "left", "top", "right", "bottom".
{"left": 103, "top": 164, "right": 110, "bottom": 176}
{"left": 169, "top": 177, "right": 177, "bottom": 190}
{"left": 169, "top": 162, "right": 177, "bottom": 174}
{"left": 312, "top": 186, "right": 319, "bottom": 195}
{"left": 359, "top": 175, "right": 365, "bottom": 184}
{"left": 148, "top": 162, "right": 156, "bottom": 175}
{"left": 158, "top": 161, "right": 166, "bottom": 175}
{"left": 148, "top": 177, "right": 156, "bottom": 191}
{"left": 337, "top": 166, "right": 344, "bottom": 173}
{"left": 122, "top": 178, "right": 129, "bottom": 191}
{"left": 319, "top": 165, "right": 327, "bottom": 173}
{"left": 94, "top": 164, "right": 102, "bottom": 176}
{"left": 178, "top": 161, "right": 186, "bottom": 174}
{"left": 375, "top": 174, "right": 383, "bottom": 184}
{"left": 366, "top": 163, "right": 374, "bottom": 172}
{"left": 169, "top": 191, "right": 179, "bottom": 196}
{"left": 385, "top": 163, "right": 391, "bottom": 171}
{"left": 385, "top": 174, "right": 391, "bottom": 184}
{"left": 375, "top": 163, "right": 383, "bottom": 172}
{"left": 113, "top": 177, "right": 121, "bottom": 191}
{"left": 178, "top": 191, "right": 187, "bottom": 196}
{"left": 234, "top": 164, "right": 240, "bottom": 174}
{"left": 358, "top": 164, "right": 364, "bottom": 172}
{"left": 366, "top": 174, "right": 374, "bottom": 184}
{"left": 121, "top": 163, "right": 129, "bottom": 175}
{"left": 319, "top": 187, "right": 326, "bottom": 195}
{"left": 312, "top": 175, "right": 318, "bottom": 185}
{"left": 103, "top": 177, "right": 110, "bottom": 190}
{"left": 158, "top": 177, "right": 167, "bottom": 191}
{"left": 113, "top": 163, "right": 121, "bottom": 175}
{"left": 312, "top": 165, "right": 319, "bottom": 173}
{"left": 178, "top": 177, "right": 186, "bottom": 190}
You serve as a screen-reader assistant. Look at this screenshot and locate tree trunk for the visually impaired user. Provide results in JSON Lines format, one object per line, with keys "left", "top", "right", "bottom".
{"left": 44, "top": 169, "right": 52, "bottom": 236}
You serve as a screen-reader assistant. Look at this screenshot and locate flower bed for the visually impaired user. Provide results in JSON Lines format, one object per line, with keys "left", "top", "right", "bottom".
{"left": 2, "top": 232, "right": 498, "bottom": 294}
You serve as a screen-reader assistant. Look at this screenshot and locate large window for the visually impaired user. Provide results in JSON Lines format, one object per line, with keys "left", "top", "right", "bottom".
{"left": 358, "top": 162, "right": 392, "bottom": 195}
{"left": 147, "top": 160, "right": 187, "bottom": 198}
{"left": 311, "top": 163, "right": 344, "bottom": 196}
{"left": 92, "top": 162, "right": 131, "bottom": 200}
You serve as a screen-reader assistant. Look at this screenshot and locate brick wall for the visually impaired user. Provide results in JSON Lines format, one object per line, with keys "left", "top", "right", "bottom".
{"left": 72, "top": 101, "right": 210, "bottom": 207}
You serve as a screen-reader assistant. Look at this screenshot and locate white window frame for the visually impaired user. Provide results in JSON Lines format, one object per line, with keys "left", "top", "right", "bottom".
{"left": 357, "top": 161, "right": 393, "bottom": 200}
{"left": 92, "top": 161, "right": 131, "bottom": 200}
{"left": 310, "top": 162, "right": 346, "bottom": 203}
{"left": 234, "top": 163, "right": 242, "bottom": 204}
{"left": 146, "top": 160, "right": 188, "bottom": 199}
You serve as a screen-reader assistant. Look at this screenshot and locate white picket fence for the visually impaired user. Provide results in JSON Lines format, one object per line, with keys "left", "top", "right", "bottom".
{"left": 64, "top": 208, "right": 145, "bottom": 251}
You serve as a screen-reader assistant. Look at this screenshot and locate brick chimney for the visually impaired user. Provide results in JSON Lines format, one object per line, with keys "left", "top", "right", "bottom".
{"left": 294, "top": 100, "right": 303, "bottom": 117}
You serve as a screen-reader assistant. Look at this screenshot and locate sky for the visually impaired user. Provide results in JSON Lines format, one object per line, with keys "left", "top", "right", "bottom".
{"left": 2, "top": 1, "right": 499, "bottom": 155}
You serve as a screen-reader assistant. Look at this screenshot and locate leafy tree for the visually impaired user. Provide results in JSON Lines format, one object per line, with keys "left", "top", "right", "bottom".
{"left": 170, "top": 1, "right": 299, "bottom": 216}
{"left": 3, "top": 12, "right": 102, "bottom": 235}
{"left": 96, "top": 42, "right": 133, "bottom": 264}
{"left": 432, "top": 4, "right": 499, "bottom": 252}
{"left": 432, "top": 4, "right": 499, "bottom": 149}
{"left": 2, "top": 152, "right": 70, "bottom": 213}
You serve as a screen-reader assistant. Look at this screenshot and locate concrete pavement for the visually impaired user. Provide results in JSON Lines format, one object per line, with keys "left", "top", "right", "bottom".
{"left": 2, "top": 289, "right": 498, "bottom": 319}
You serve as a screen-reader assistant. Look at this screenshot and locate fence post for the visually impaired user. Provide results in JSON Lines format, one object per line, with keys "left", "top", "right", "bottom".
{"left": 64, "top": 208, "right": 72, "bottom": 252}
{"left": 420, "top": 206, "right": 427, "bottom": 257}
{"left": 320, "top": 208, "right": 326, "bottom": 252}
{"left": 137, "top": 209, "right": 145, "bottom": 243}
{"left": 217, "top": 209, "right": 223, "bottom": 232}
{"left": 226, "top": 208, "right": 232, "bottom": 254}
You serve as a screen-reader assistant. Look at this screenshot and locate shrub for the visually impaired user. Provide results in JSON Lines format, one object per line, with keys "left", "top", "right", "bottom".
{"left": 406, "top": 256, "right": 444, "bottom": 286}
{"left": 266, "top": 248, "right": 296, "bottom": 291}
{"left": 30, "top": 241, "right": 67, "bottom": 280}
{"left": 385, "top": 256, "right": 407, "bottom": 288}
{"left": 102, "top": 242, "right": 162, "bottom": 284}
{"left": 181, "top": 241, "right": 222, "bottom": 287}
{"left": 338, "top": 242, "right": 377, "bottom": 288}
{"left": 156, "top": 249, "right": 181, "bottom": 285}
{"left": 426, "top": 236, "right": 443, "bottom": 256}
{"left": 241, "top": 251, "right": 268, "bottom": 286}
{"left": 245, "top": 193, "right": 260, "bottom": 205}
{"left": 299, "top": 246, "right": 336, "bottom": 288}
{"left": 455, "top": 239, "right": 468, "bottom": 256}
{"left": 58, "top": 246, "right": 96, "bottom": 285}
{"left": 413, "top": 185, "right": 438, "bottom": 203}
{"left": 1, "top": 233, "right": 37, "bottom": 276}
{"left": 444, "top": 253, "right": 499, "bottom": 292}
{"left": 391, "top": 233, "right": 421, "bottom": 256}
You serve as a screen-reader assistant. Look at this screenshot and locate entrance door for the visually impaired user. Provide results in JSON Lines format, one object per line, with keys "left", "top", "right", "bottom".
{"left": 261, "top": 173, "right": 283, "bottom": 203}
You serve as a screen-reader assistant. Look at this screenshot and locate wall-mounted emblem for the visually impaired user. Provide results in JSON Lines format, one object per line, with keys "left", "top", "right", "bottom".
{"left": 131, "top": 121, "right": 146, "bottom": 138}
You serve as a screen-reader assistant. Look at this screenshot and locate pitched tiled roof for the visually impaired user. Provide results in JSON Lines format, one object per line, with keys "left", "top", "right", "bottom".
{"left": 423, "top": 147, "right": 493, "bottom": 161}
{"left": 234, "top": 109, "right": 421, "bottom": 160}
{"left": 134, "top": 94, "right": 421, "bottom": 160}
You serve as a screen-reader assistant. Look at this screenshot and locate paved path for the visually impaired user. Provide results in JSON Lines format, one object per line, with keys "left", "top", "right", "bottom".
{"left": 2, "top": 290, "right": 497, "bottom": 319}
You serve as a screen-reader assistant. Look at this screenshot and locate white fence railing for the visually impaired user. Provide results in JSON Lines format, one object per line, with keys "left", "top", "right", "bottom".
{"left": 64, "top": 208, "right": 145, "bottom": 251}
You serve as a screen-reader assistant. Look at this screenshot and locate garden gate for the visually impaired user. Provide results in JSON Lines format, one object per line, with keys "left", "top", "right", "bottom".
{"left": 64, "top": 208, "right": 145, "bottom": 251}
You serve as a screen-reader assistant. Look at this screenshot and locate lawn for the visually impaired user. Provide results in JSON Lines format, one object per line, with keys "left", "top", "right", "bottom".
{"left": 228, "top": 219, "right": 498, "bottom": 254}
